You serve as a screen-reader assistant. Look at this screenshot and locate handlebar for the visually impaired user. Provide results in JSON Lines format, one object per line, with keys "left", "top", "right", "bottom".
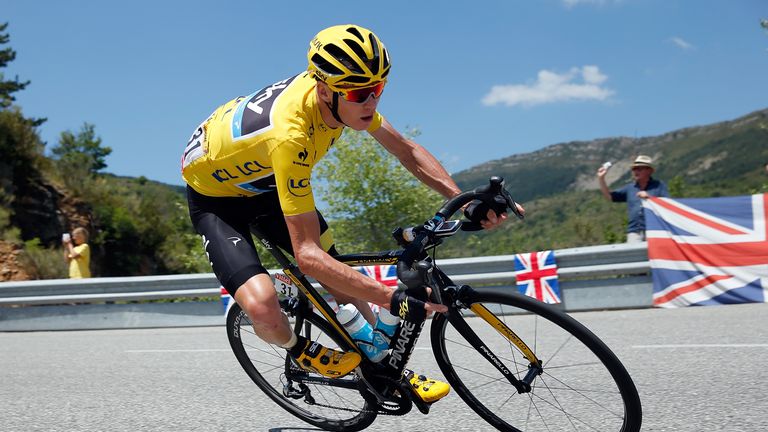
{"left": 395, "top": 176, "right": 523, "bottom": 289}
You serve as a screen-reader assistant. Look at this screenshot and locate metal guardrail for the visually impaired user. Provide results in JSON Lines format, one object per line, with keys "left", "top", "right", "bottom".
{"left": 0, "top": 242, "right": 651, "bottom": 331}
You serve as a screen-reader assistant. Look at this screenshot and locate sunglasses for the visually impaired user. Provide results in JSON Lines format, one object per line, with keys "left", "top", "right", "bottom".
{"left": 337, "top": 81, "right": 386, "bottom": 103}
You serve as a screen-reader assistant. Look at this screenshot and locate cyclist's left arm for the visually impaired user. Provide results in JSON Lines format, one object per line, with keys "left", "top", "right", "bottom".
{"left": 369, "top": 118, "right": 461, "bottom": 199}
{"left": 369, "top": 119, "right": 511, "bottom": 228}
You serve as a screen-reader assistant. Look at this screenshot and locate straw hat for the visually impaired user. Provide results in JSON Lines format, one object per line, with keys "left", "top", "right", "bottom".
{"left": 631, "top": 155, "right": 655, "bottom": 170}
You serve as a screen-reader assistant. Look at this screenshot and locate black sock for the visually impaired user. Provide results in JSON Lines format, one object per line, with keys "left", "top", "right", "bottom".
{"left": 287, "top": 334, "right": 309, "bottom": 358}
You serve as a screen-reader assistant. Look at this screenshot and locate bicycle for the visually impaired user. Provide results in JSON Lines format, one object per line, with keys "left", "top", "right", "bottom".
{"left": 225, "top": 176, "right": 643, "bottom": 431}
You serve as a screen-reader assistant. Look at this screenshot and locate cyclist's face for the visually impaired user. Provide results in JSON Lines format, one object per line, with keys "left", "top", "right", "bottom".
{"left": 317, "top": 82, "right": 381, "bottom": 131}
{"left": 337, "top": 91, "right": 381, "bottom": 131}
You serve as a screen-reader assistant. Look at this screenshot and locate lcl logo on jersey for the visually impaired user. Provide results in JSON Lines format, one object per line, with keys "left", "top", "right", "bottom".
{"left": 288, "top": 177, "right": 311, "bottom": 197}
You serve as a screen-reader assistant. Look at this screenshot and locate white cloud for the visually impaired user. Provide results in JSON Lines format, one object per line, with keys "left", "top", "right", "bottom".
{"left": 669, "top": 36, "right": 695, "bottom": 50}
{"left": 482, "top": 66, "right": 615, "bottom": 107}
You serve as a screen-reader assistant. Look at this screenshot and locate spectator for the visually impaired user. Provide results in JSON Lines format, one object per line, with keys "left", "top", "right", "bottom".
{"left": 597, "top": 155, "right": 669, "bottom": 243}
{"left": 63, "top": 227, "right": 91, "bottom": 278}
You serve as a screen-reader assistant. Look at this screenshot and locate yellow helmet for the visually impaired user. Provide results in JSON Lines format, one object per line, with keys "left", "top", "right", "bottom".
{"left": 307, "top": 25, "right": 390, "bottom": 90}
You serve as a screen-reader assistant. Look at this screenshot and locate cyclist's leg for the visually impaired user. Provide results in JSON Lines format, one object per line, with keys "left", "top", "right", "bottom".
{"left": 252, "top": 202, "right": 377, "bottom": 323}
{"left": 187, "top": 187, "right": 292, "bottom": 344}
{"left": 187, "top": 187, "right": 360, "bottom": 376}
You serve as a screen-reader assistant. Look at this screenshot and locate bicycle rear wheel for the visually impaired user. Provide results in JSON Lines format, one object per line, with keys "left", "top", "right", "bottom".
{"left": 226, "top": 303, "right": 377, "bottom": 432}
{"left": 431, "top": 289, "right": 642, "bottom": 432}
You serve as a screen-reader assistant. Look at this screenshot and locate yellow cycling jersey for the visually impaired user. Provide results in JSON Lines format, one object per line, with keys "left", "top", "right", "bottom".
{"left": 181, "top": 72, "right": 384, "bottom": 216}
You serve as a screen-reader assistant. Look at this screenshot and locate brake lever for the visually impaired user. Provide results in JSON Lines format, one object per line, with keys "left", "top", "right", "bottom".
{"left": 503, "top": 189, "right": 525, "bottom": 221}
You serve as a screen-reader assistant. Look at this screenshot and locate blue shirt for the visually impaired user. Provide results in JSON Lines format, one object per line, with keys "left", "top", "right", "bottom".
{"left": 610, "top": 178, "right": 669, "bottom": 233}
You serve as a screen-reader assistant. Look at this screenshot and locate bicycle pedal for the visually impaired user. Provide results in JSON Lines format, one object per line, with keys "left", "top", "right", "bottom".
{"left": 397, "top": 379, "right": 431, "bottom": 415}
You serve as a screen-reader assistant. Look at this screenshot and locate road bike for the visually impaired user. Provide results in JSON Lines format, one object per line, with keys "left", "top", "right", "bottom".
{"left": 225, "top": 176, "right": 643, "bottom": 431}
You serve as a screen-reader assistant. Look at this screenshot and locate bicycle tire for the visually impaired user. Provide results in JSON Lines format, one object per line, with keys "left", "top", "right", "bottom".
{"left": 226, "top": 303, "right": 377, "bottom": 432}
{"left": 431, "top": 289, "right": 642, "bottom": 432}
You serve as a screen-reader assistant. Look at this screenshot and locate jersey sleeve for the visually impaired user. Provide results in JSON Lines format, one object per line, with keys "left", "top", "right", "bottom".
{"left": 366, "top": 112, "right": 385, "bottom": 132}
{"left": 610, "top": 185, "right": 628, "bottom": 202}
{"left": 270, "top": 139, "right": 316, "bottom": 216}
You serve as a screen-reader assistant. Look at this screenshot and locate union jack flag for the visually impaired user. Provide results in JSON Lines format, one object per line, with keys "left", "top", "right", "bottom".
{"left": 357, "top": 264, "right": 399, "bottom": 313}
{"left": 220, "top": 287, "right": 232, "bottom": 315}
{"left": 357, "top": 265, "right": 399, "bottom": 287}
{"left": 513, "top": 251, "right": 561, "bottom": 304}
{"left": 644, "top": 194, "right": 768, "bottom": 308}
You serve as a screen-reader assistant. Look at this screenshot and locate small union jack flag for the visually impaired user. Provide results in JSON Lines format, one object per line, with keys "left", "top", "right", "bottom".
{"left": 644, "top": 193, "right": 768, "bottom": 308}
{"left": 357, "top": 265, "right": 399, "bottom": 313}
{"left": 357, "top": 265, "right": 399, "bottom": 287}
{"left": 220, "top": 287, "right": 232, "bottom": 315}
{"left": 513, "top": 251, "right": 561, "bottom": 304}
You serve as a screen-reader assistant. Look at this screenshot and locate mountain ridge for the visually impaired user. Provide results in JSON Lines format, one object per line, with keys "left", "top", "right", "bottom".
{"left": 452, "top": 107, "right": 768, "bottom": 202}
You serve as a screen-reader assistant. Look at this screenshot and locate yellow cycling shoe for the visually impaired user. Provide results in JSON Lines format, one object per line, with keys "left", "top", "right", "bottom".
{"left": 405, "top": 369, "right": 451, "bottom": 403}
{"left": 291, "top": 340, "right": 361, "bottom": 378}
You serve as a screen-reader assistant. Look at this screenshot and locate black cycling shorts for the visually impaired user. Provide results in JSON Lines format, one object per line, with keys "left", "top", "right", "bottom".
{"left": 186, "top": 186, "right": 336, "bottom": 296}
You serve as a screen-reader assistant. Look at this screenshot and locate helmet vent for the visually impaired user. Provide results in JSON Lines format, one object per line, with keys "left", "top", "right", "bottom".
{"left": 381, "top": 47, "right": 390, "bottom": 76}
{"left": 345, "top": 26, "right": 365, "bottom": 43}
{"left": 367, "top": 34, "right": 380, "bottom": 74}
{"left": 325, "top": 43, "right": 365, "bottom": 74}
{"left": 311, "top": 53, "right": 344, "bottom": 76}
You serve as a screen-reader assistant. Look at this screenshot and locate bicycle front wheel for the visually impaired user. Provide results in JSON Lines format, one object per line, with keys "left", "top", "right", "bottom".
{"left": 226, "top": 303, "right": 377, "bottom": 432}
{"left": 431, "top": 289, "right": 642, "bottom": 432}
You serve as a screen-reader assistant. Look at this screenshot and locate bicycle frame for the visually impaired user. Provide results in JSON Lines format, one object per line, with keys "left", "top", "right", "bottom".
{"left": 251, "top": 223, "right": 544, "bottom": 398}
{"left": 251, "top": 225, "right": 400, "bottom": 359}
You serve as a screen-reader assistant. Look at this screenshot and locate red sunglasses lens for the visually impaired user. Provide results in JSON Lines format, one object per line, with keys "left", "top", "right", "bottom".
{"left": 342, "top": 82, "right": 385, "bottom": 103}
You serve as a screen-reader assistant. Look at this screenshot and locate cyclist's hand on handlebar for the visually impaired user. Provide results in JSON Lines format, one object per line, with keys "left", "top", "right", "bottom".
{"left": 389, "top": 290, "right": 447, "bottom": 319}
{"left": 463, "top": 199, "right": 525, "bottom": 230}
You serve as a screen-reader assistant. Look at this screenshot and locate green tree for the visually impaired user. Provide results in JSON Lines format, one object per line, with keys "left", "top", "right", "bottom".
{"left": 0, "top": 23, "right": 46, "bottom": 183}
{"left": 315, "top": 130, "right": 444, "bottom": 252}
{"left": 0, "top": 22, "right": 47, "bottom": 245}
{"left": 668, "top": 175, "right": 686, "bottom": 197}
{"left": 51, "top": 123, "right": 112, "bottom": 174}
{"left": 0, "top": 23, "right": 30, "bottom": 109}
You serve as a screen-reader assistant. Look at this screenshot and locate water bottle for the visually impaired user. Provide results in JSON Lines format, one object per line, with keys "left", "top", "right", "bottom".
{"left": 372, "top": 307, "right": 400, "bottom": 352}
{"left": 336, "top": 304, "right": 386, "bottom": 362}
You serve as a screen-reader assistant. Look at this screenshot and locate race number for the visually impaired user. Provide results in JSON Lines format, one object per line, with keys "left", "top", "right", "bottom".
{"left": 274, "top": 272, "right": 299, "bottom": 298}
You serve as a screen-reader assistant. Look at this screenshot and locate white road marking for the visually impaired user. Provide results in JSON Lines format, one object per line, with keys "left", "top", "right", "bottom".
{"left": 125, "top": 349, "right": 231, "bottom": 353}
{"left": 632, "top": 344, "right": 768, "bottom": 349}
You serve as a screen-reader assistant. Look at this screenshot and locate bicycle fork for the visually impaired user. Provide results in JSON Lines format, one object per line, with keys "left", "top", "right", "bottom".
{"left": 446, "top": 285, "right": 543, "bottom": 394}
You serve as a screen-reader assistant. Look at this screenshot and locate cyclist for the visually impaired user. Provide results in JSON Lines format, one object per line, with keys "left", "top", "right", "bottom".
{"left": 182, "top": 24, "right": 513, "bottom": 404}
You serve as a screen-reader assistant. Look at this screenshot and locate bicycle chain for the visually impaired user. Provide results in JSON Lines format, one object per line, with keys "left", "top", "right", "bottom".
{"left": 284, "top": 364, "right": 410, "bottom": 417}
{"left": 301, "top": 399, "right": 406, "bottom": 417}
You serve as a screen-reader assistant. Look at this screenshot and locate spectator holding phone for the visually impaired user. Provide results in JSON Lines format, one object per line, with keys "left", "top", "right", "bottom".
{"left": 597, "top": 155, "right": 669, "bottom": 243}
{"left": 62, "top": 227, "right": 91, "bottom": 278}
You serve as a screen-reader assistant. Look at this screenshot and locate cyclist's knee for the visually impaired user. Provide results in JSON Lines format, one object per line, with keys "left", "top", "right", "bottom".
{"left": 234, "top": 274, "right": 282, "bottom": 323}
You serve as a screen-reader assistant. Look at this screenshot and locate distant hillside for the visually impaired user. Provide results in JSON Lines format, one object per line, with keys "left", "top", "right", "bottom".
{"left": 453, "top": 108, "right": 768, "bottom": 202}
{"left": 439, "top": 108, "right": 768, "bottom": 257}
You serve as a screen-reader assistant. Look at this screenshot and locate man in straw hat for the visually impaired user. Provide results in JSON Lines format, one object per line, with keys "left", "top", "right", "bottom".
{"left": 597, "top": 155, "right": 669, "bottom": 243}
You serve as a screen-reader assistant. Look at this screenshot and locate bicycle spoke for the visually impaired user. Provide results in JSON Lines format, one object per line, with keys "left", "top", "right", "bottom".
{"left": 433, "top": 291, "right": 639, "bottom": 432}
{"left": 227, "top": 305, "right": 375, "bottom": 430}
{"left": 539, "top": 373, "right": 625, "bottom": 418}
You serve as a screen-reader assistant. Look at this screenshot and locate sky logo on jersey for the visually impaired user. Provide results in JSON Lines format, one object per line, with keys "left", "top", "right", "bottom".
{"left": 231, "top": 75, "right": 298, "bottom": 141}
{"left": 288, "top": 177, "right": 311, "bottom": 197}
{"left": 234, "top": 174, "right": 276, "bottom": 194}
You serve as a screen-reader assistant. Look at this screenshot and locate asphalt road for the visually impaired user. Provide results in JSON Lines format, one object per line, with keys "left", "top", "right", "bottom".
{"left": 2, "top": 303, "right": 767, "bottom": 432}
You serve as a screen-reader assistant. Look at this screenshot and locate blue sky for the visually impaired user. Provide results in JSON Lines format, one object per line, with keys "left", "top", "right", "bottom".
{"left": 4, "top": 0, "right": 767, "bottom": 186}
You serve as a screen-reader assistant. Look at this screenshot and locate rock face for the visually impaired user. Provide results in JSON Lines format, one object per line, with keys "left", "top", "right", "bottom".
{"left": 2, "top": 175, "right": 93, "bottom": 280}
{"left": 0, "top": 240, "right": 35, "bottom": 281}
{"left": 11, "top": 178, "right": 93, "bottom": 247}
